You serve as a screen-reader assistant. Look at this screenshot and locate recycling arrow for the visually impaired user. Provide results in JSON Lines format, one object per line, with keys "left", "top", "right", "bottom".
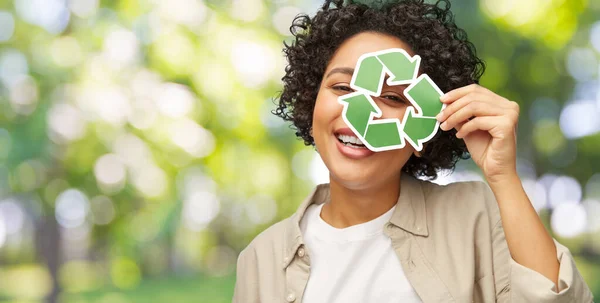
{"left": 338, "top": 48, "right": 446, "bottom": 152}
{"left": 364, "top": 120, "right": 403, "bottom": 148}
{"left": 402, "top": 108, "right": 438, "bottom": 151}
{"left": 340, "top": 92, "right": 379, "bottom": 137}
{"left": 351, "top": 49, "right": 420, "bottom": 96}
{"left": 376, "top": 50, "right": 420, "bottom": 85}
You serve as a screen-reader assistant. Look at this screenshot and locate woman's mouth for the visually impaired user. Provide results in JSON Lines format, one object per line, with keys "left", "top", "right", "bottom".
{"left": 333, "top": 128, "right": 375, "bottom": 159}
{"left": 336, "top": 134, "right": 366, "bottom": 148}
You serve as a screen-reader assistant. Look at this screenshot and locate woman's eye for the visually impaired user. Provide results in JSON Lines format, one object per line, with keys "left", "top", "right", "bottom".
{"left": 382, "top": 94, "right": 406, "bottom": 103}
{"left": 333, "top": 85, "right": 354, "bottom": 92}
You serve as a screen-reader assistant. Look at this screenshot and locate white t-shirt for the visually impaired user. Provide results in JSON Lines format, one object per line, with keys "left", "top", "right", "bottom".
{"left": 300, "top": 202, "right": 423, "bottom": 303}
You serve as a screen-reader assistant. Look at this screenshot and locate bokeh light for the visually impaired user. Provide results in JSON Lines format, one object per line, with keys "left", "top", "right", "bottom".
{"left": 8, "top": 75, "right": 39, "bottom": 115}
{"left": 583, "top": 199, "right": 600, "bottom": 233}
{"left": 566, "top": 48, "right": 598, "bottom": 82}
{"left": 559, "top": 101, "right": 600, "bottom": 138}
{"left": 0, "top": 11, "right": 15, "bottom": 42}
{"left": 157, "top": 0, "right": 208, "bottom": 28}
{"left": 94, "top": 154, "right": 127, "bottom": 193}
{"left": 0, "top": 212, "right": 6, "bottom": 248}
{"left": 0, "top": 50, "right": 28, "bottom": 87}
{"left": 15, "top": 0, "right": 70, "bottom": 34}
{"left": 169, "top": 118, "right": 216, "bottom": 158}
{"left": 246, "top": 194, "right": 277, "bottom": 225}
{"left": 89, "top": 195, "right": 115, "bottom": 225}
{"left": 310, "top": 153, "right": 329, "bottom": 185}
{"left": 230, "top": 40, "right": 277, "bottom": 88}
{"left": 551, "top": 202, "right": 587, "bottom": 238}
{"left": 155, "top": 83, "right": 195, "bottom": 118}
{"left": 110, "top": 257, "right": 141, "bottom": 290}
{"left": 548, "top": 175, "right": 582, "bottom": 209}
{"left": 182, "top": 191, "right": 221, "bottom": 231}
{"left": 586, "top": 173, "right": 600, "bottom": 199}
{"left": 272, "top": 6, "right": 302, "bottom": 36}
{"left": 47, "top": 103, "right": 87, "bottom": 143}
{"left": 0, "top": 198, "right": 25, "bottom": 236}
{"left": 230, "top": 0, "right": 265, "bottom": 22}
{"left": 67, "top": 0, "right": 99, "bottom": 18}
{"left": 132, "top": 165, "right": 168, "bottom": 198}
{"left": 591, "top": 21, "right": 600, "bottom": 52}
{"left": 51, "top": 36, "right": 84, "bottom": 67}
{"left": 103, "top": 29, "right": 140, "bottom": 66}
{"left": 55, "top": 189, "right": 90, "bottom": 229}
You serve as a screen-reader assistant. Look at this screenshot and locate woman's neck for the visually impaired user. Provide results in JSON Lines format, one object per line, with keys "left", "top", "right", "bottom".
{"left": 320, "top": 173, "right": 401, "bottom": 228}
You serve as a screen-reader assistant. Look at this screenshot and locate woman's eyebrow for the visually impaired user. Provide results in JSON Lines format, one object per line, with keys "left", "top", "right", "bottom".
{"left": 325, "top": 67, "right": 409, "bottom": 90}
{"left": 325, "top": 67, "right": 354, "bottom": 79}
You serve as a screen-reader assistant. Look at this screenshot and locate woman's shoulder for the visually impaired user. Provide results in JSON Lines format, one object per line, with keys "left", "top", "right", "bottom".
{"left": 420, "top": 179, "right": 501, "bottom": 229}
{"left": 237, "top": 214, "right": 296, "bottom": 265}
{"left": 238, "top": 184, "right": 327, "bottom": 264}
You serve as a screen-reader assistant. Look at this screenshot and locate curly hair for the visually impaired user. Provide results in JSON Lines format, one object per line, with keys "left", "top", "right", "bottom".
{"left": 273, "top": 0, "right": 485, "bottom": 180}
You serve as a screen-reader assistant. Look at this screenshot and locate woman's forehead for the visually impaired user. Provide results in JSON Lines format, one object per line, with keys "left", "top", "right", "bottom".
{"left": 326, "top": 32, "right": 415, "bottom": 71}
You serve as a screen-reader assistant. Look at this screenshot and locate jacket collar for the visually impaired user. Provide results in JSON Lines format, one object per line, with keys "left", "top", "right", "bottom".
{"left": 282, "top": 173, "right": 429, "bottom": 269}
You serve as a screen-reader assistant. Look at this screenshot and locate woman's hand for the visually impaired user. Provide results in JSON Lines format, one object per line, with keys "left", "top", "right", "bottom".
{"left": 435, "top": 84, "right": 520, "bottom": 184}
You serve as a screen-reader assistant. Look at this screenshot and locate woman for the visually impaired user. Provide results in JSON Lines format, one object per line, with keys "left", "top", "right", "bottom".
{"left": 233, "top": 0, "right": 593, "bottom": 302}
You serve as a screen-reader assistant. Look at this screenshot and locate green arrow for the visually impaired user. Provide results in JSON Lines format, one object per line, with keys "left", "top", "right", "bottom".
{"left": 339, "top": 93, "right": 379, "bottom": 137}
{"left": 364, "top": 122, "right": 403, "bottom": 148}
{"left": 351, "top": 56, "right": 384, "bottom": 95}
{"left": 404, "top": 74, "right": 444, "bottom": 117}
{"left": 402, "top": 108, "right": 438, "bottom": 150}
{"left": 376, "top": 51, "right": 419, "bottom": 84}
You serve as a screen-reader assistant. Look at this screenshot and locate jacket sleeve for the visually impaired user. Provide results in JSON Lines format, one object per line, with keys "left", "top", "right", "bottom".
{"left": 491, "top": 219, "right": 594, "bottom": 302}
{"left": 232, "top": 247, "right": 260, "bottom": 303}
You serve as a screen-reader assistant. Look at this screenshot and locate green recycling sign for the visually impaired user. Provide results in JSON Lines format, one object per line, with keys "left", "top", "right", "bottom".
{"left": 338, "top": 48, "right": 446, "bottom": 152}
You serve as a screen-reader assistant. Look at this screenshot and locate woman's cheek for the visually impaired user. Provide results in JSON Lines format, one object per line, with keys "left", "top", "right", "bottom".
{"left": 311, "top": 93, "right": 336, "bottom": 137}
{"left": 318, "top": 92, "right": 344, "bottom": 120}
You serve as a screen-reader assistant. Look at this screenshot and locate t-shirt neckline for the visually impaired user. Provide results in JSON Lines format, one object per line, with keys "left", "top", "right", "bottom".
{"left": 309, "top": 202, "right": 396, "bottom": 243}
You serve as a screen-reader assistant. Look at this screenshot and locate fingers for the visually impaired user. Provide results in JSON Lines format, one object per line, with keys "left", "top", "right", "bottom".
{"left": 436, "top": 84, "right": 520, "bottom": 133}
{"left": 440, "top": 84, "right": 490, "bottom": 103}
{"left": 439, "top": 101, "right": 501, "bottom": 131}
{"left": 454, "top": 121, "right": 466, "bottom": 132}
{"left": 438, "top": 89, "right": 512, "bottom": 120}
{"left": 455, "top": 116, "right": 513, "bottom": 138}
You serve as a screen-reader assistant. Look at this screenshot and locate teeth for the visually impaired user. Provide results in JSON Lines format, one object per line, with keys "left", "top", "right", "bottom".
{"left": 336, "top": 134, "right": 364, "bottom": 146}
{"left": 342, "top": 141, "right": 364, "bottom": 148}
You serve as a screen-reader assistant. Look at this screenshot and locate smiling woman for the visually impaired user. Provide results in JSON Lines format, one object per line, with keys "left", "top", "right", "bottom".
{"left": 233, "top": 0, "right": 594, "bottom": 302}
{"left": 313, "top": 33, "right": 418, "bottom": 186}
{"left": 274, "top": 0, "right": 480, "bottom": 180}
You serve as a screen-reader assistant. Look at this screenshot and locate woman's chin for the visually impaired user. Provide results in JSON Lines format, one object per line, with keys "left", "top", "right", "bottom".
{"left": 328, "top": 168, "right": 379, "bottom": 189}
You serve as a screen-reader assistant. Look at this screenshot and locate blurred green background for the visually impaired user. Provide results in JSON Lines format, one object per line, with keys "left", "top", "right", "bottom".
{"left": 0, "top": 0, "right": 599, "bottom": 302}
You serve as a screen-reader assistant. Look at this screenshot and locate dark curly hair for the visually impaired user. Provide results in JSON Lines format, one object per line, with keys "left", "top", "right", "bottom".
{"left": 273, "top": 0, "right": 484, "bottom": 180}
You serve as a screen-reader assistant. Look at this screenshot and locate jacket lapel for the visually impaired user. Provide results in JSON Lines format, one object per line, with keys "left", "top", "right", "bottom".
{"left": 385, "top": 174, "right": 456, "bottom": 302}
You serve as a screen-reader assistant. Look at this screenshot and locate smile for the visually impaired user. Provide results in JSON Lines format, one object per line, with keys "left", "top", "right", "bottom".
{"left": 333, "top": 128, "right": 375, "bottom": 159}
{"left": 336, "top": 133, "right": 366, "bottom": 148}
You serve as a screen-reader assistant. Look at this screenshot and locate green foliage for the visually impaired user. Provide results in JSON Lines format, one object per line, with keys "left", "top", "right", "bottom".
{"left": 0, "top": 0, "right": 599, "bottom": 301}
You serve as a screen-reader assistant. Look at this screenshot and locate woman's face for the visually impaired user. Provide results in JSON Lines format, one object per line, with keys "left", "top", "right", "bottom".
{"left": 312, "top": 31, "right": 419, "bottom": 190}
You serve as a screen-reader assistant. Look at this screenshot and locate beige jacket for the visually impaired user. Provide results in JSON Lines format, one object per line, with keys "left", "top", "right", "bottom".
{"left": 233, "top": 174, "right": 593, "bottom": 302}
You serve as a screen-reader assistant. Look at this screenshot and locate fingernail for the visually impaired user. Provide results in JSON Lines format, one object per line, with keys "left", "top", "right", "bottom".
{"left": 439, "top": 94, "right": 448, "bottom": 102}
{"left": 435, "top": 112, "right": 443, "bottom": 121}
{"left": 440, "top": 122, "right": 447, "bottom": 130}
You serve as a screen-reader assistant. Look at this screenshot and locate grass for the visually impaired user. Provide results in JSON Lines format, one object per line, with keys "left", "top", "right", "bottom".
{"left": 59, "top": 274, "right": 236, "bottom": 303}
